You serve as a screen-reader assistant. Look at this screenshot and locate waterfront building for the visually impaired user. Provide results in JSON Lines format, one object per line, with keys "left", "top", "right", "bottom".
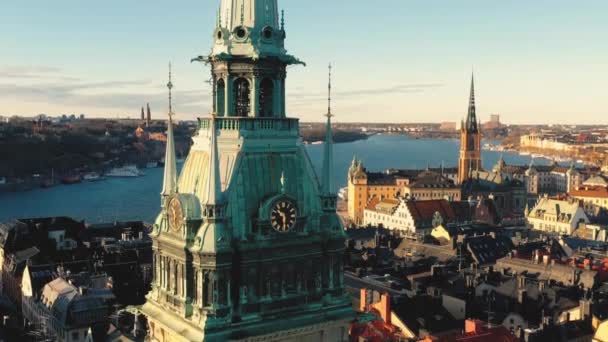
{"left": 347, "top": 163, "right": 459, "bottom": 225}
{"left": 520, "top": 133, "right": 578, "bottom": 153}
{"left": 570, "top": 174, "right": 608, "bottom": 216}
{"left": 457, "top": 75, "right": 482, "bottom": 185}
{"left": 347, "top": 160, "right": 405, "bottom": 225}
{"left": 139, "top": 1, "right": 353, "bottom": 340}
{"left": 526, "top": 196, "right": 589, "bottom": 235}
{"left": 525, "top": 161, "right": 585, "bottom": 195}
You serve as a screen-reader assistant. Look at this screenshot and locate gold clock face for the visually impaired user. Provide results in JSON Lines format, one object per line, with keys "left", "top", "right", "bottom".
{"left": 168, "top": 197, "right": 183, "bottom": 232}
{"left": 270, "top": 199, "right": 296, "bottom": 232}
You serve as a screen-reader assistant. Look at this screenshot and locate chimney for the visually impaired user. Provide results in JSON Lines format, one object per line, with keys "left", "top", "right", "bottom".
{"left": 376, "top": 293, "right": 391, "bottom": 326}
{"left": 359, "top": 288, "right": 369, "bottom": 312}
{"left": 518, "top": 289, "right": 527, "bottom": 305}
{"left": 580, "top": 299, "right": 591, "bottom": 321}
{"left": 465, "top": 320, "right": 485, "bottom": 335}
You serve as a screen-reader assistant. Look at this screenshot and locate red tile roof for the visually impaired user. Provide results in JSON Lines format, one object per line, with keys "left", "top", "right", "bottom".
{"left": 571, "top": 186, "right": 608, "bottom": 199}
{"left": 406, "top": 199, "right": 456, "bottom": 222}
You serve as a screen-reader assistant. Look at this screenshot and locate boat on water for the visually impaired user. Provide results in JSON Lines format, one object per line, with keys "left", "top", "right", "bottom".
{"left": 519, "top": 151, "right": 531, "bottom": 156}
{"left": 105, "top": 165, "right": 144, "bottom": 178}
{"left": 83, "top": 172, "right": 105, "bottom": 182}
{"left": 61, "top": 175, "right": 81, "bottom": 185}
{"left": 146, "top": 161, "right": 159, "bottom": 168}
{"left": 338, "top": 187, "right": 348, "bottom": 200}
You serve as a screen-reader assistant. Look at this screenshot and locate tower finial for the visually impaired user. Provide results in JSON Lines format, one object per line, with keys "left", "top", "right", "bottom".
{"left": 322, "top": 63, "right": 335, "bottom": 195}
{"left": 327, "top": 63, "right": 332, "bottom": 118}
{"left": 161, "top": 64, "right": 177, "bottom": 198}
{"left": 167, "top": 62, "right": 174, "bottom": 116}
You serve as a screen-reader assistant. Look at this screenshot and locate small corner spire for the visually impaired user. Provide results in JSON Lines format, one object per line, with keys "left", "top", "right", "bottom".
{"left": 322, "top": 63, "right": 335, "bottom": 195}
{"left": 281, "top": 10, "right": 285, "bottom": 31}
{"left": 167, "top": 62, "right": 174, "bottom": 117}
{"left": 327, "top": 63, "right": 332, "bottom": 118}
{"left": 161, "top": 63, "right": 177, "bottom": 198}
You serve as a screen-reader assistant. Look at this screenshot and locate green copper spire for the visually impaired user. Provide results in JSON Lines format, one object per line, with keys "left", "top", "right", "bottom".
{"left": 161, "top": 63, "right": 177, "bottom": 198}
{"left": 322, "top": 63, "right": 335, "bottom": 195}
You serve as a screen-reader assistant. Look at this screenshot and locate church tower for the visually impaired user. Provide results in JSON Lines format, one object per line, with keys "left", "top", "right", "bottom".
{"left": 140, "top": 1, "right": 353, "bottom": 341}
{"left": 457, "top": 74, "right": 482, "bottom": 184}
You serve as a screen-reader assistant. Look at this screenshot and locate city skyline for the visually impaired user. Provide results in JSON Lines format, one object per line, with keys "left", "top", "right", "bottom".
{"left": 1, "top": 0, "right": 607, "bottom": 124}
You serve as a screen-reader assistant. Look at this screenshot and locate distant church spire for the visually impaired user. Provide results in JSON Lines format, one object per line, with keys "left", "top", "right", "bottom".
{"left": 465, "top": 73, "right": 478, "bottom": 133}
{"left": 204, "top": 114, "right": 223, "bottom": 206}
{"left": 161, "top": 63, "right": 177, "bottom": 198}
{"left": 141, "top": 106, "right": 145, "bottom": 121}
{"left": 146, "top": 103, "right": 152, "bottom": 126}
{"left": 321, "top": 63, "right": 335, "bottom": 195}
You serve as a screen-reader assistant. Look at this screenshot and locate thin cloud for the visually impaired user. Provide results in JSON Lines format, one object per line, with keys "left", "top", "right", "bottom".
{"left": 0, "top": 65, "right": 79, "bottom": 81}
{"left": 290, "top": 83, "right": 444, "bottom": 100}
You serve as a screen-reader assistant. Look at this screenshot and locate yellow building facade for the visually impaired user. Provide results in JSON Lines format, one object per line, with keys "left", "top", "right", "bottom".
{"left": 347, "top": 160, "right": 461, "bottom": 225}
{"left": 347, "top": 160, "right": 403, "bottom": 225}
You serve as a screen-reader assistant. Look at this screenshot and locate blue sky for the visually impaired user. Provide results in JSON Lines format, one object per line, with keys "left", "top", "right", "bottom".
{"left": 1, "top": 0, "right": 607, "bottom": 124}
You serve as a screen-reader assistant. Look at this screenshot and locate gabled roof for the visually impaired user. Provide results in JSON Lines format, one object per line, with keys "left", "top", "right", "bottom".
{"left": 406, "top": 199, "right": 456, "bottom": 224}
{"left": 409, "top": 171, "right": 457, "bottom": 189}
{"left": 582, "top": 174, "right": 608, "bottom": 188}
{"left": 528, "top": 197, "right": 585, "bottom": 224}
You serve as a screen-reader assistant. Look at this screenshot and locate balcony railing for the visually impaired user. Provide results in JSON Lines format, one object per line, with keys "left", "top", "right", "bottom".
{"left": 197, "top": 117, "right": 299, "bottom": 133}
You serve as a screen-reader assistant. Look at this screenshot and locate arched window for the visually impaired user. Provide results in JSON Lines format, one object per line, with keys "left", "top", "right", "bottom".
{"left": 216, "top": 79, "right": 225, "bottom": 116}
{"left": 259, "top": 78, "right": 274, "bottom": 117}
{"left": 234, "top": 78, "right": 250, "bottom": 117}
